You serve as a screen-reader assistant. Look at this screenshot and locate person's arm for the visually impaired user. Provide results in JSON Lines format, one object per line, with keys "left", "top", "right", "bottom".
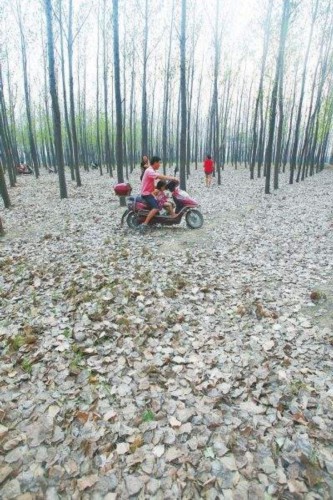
{"left": 156, "top": 173, "right": 177, "bottom": 181}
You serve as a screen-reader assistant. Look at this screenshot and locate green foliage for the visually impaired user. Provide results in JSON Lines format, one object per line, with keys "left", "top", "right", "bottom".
{"left": 69, "top": 350, "right": 84, "bottom": 374}
{"left": 142, "top": 409, "right": 155, "bottom": 422}
{"left": 21, "top": 358, "right": 33, "bottom": 374}
{"left": 63, "top": 327, "right": 72, "bottom": 339}
{"left": 10, "top": 335, "right": 26, "bottom": 351}
{"left": 289, "top": 379, "right": 307, "bottom": 395}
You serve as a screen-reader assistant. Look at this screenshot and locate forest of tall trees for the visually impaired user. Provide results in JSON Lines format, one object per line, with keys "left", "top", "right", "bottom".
{"left": 0, "top": 0, "right": 332, "bottom": 202}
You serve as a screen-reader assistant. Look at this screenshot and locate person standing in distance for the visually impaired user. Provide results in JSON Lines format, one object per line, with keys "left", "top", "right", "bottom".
{"left": 139, "top": 156, "right": 178, "bottom": 232}
{"left": 203, "top": 154, "right": 214, "bottom": 187}
{"left": 140, "top": 155, "right": 149, "bottom": 180}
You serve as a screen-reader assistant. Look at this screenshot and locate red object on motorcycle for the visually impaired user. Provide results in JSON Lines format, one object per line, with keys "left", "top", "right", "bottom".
{"left": 114, "top": 183, "right": 132, "bottom": 196}
{"left": 136, "top": 201, "right": 148, "bottom": 210}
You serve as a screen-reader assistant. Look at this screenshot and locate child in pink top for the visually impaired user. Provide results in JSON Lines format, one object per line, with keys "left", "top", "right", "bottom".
{"left": 152, "top": 180, "right": 175, "bottom": 216}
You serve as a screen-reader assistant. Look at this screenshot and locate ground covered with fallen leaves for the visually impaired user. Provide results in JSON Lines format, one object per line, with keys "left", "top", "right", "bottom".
{"left": 0, "top": 166, "right": 332, "bottom": 499}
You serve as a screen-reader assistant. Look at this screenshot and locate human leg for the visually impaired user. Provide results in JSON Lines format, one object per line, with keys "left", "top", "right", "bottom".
{"left": 164, "top": 202, "right": 175, "bottom": 216}
{"left": 143, "top": 208, "right": 159, "bottom": 225}
{"left": 141, "top": 195, "right": 160, "bottom": 226}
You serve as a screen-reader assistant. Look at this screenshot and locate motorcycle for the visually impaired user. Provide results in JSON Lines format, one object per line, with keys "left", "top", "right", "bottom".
{"left": 115, "top": 181, "right": 204, "bottom": 230}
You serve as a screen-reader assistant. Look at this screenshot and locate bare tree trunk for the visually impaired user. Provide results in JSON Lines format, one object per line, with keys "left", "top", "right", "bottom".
{"left": 234, "top": 76, "right": 246, "bottom": 169}
{"left": 305, "top": 8, "right": 333, "bottom": 178}
{"left": 103, "top": 0, "right": 112, "bottom": 175}
{"left": 179, "top": 0, "right": 187, "bottom": 190}
{"left": 96, "top": 1, "right": 102, "bottom": 175}
{"left": 289, "top": 0, "right": 319, "bottom": 184}
{"left": 58, "top": 0, "right": 74, "bottom": 180}
{"left": 176, "top": 85, "right": 181, "bottom": 169}
{"left": 42, "top": 29, "right": 57, "bottom": 172}
{"left": 194, "top": 66, "right": 203, "bottom": 170}
{"left": 68, "top": 0, "right": 81, "bottom": 186}
{"left": 149, "top": 72, "right": 157, "bottom": 153}
{"left": 0, "top": 161, "right": 11, "bottom": 208}
{"left": 282, "top": 70, "right": 298, "bottom": 172}
{"left": 122, "top": 30, "right": 128, "bottom": 176}
{"left": 244, "top": 80, "right": 253, "bottom": 167}
{"left": 186, "top": 59, "right": 194, "bottom": 177}
{"left": 6, "top": 53, "right": 20, "bottom": 168}
{"left": 264, "top": 0, "right": 291, "bottom": 194}
{"left": 17, "top": 1, "right": 40, "bottom": 177}
{"left": 0, "top": 63, "right": 17, "bottom": 187}
{"left": 250, "top": 0, "right": 272, "bottom": 180}
{"left": 297, "top": 61, "right": 319, "bottom": 182}
{"left": 141, "top": 0, "right": 148, "bottom": 155}
{"left": 211, "top": 0, "right": 222, "bottom": 184}
{"left": 82, "top": 55, "right": 89, "bottom": 170}
{"left": 221, "top": 73, "right": 232, "bottom": 169}
{"left": 259, "top": 81, "right": 271, "bottom": 177}
{"left": 111, "top": 75, "right": 115, "bottom": 169}
{"left": 273, "top": 70, "right": 284, "bottom": 190}
{"left": 112, "top": 0, "right": 125, "bottom": 206}
{"left": 162, "top": 0, "right": 175, "bottom": 173}
{"left": 129, "top": 46, "right": 135, "bottom": 172}
{"left": 44, "top": 0, "right": 67, "bottom": 199}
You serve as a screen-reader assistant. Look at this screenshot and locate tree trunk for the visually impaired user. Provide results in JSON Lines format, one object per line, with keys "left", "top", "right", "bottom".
{"left": 44, "top": 0, "right": 67, "bottom": 199}
{"left": 103, "top": 0, "right": 112, "bottom": 175}
{"left": 289, "top": 0, "right": 319, "bottom": 184}
{"left": 250, "top": 1, "right": 273, "bottom": 180}
{"left": 211, "top": 0, "right": 221, "bottom": 184}
{"left": 282, "top": 70, "right": 298, "bottom": 172}
{"left": 0, "top": 161, "right": 11, "bottom": 208}
{"left": 0, "top": 62, "right": 17, "bottom": 187}
{"left": 68, "top": 0, "right": 81, "bottom": 186}
{"left": 112, "top": 0, "right": 125, "bottom": 206}
{"left": 179, "top": 0, "right": 187, "bottom": 190}
{"left": 273, "top": 70, "right": 284, "bottom": 190}
{"left": 264, "top": 0, "right": 291, "bottom": 194}
{"left": 129, "top": 46, "right": 135, "bottom": 172}
{"left": 162, "top": 0, "right": 175, "bottom": 173}
{"left": 96, "top": 1, "right": 102, "bottom": 175}
{"left": 122, "top": 31, "right": 128, "bottom": 176}
{"left": 17, "top": 1, "right": 40, "bottom": 177}
{"left": 194, "top": 67, "right": 203, "bottom": 170}
{"left": 186, "top": 52, "right": 195, "bottom": 177}
{"left": 58, "top": 0, "right": 74, "bottom": 180}
{"left": 141, "top": 0, "right": 148, "bottom": 156}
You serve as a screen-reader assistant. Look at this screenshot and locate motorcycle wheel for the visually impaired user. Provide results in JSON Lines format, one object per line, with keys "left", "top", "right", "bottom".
{"left": 126, "top": 211, "right": 140, "bottom": 229}
{"left": 185, "top": 209, "right": 204, "bottom": 229}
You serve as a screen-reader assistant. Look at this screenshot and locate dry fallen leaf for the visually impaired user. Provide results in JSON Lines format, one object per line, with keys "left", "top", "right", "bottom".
{"left": 292, "top": 412, "right": 308, "bottom": 426}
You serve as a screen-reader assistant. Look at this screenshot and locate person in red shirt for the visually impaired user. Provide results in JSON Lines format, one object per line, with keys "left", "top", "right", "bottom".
{"left": 203, "top": 155, "right": 214, "bottom": 187}
{"left": 139, "top": 156, "right": 177, "bottom": 232}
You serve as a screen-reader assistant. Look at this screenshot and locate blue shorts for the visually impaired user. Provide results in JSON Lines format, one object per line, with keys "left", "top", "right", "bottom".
{"left": 141, "top": 194, "right": 159, "bottom": 210}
